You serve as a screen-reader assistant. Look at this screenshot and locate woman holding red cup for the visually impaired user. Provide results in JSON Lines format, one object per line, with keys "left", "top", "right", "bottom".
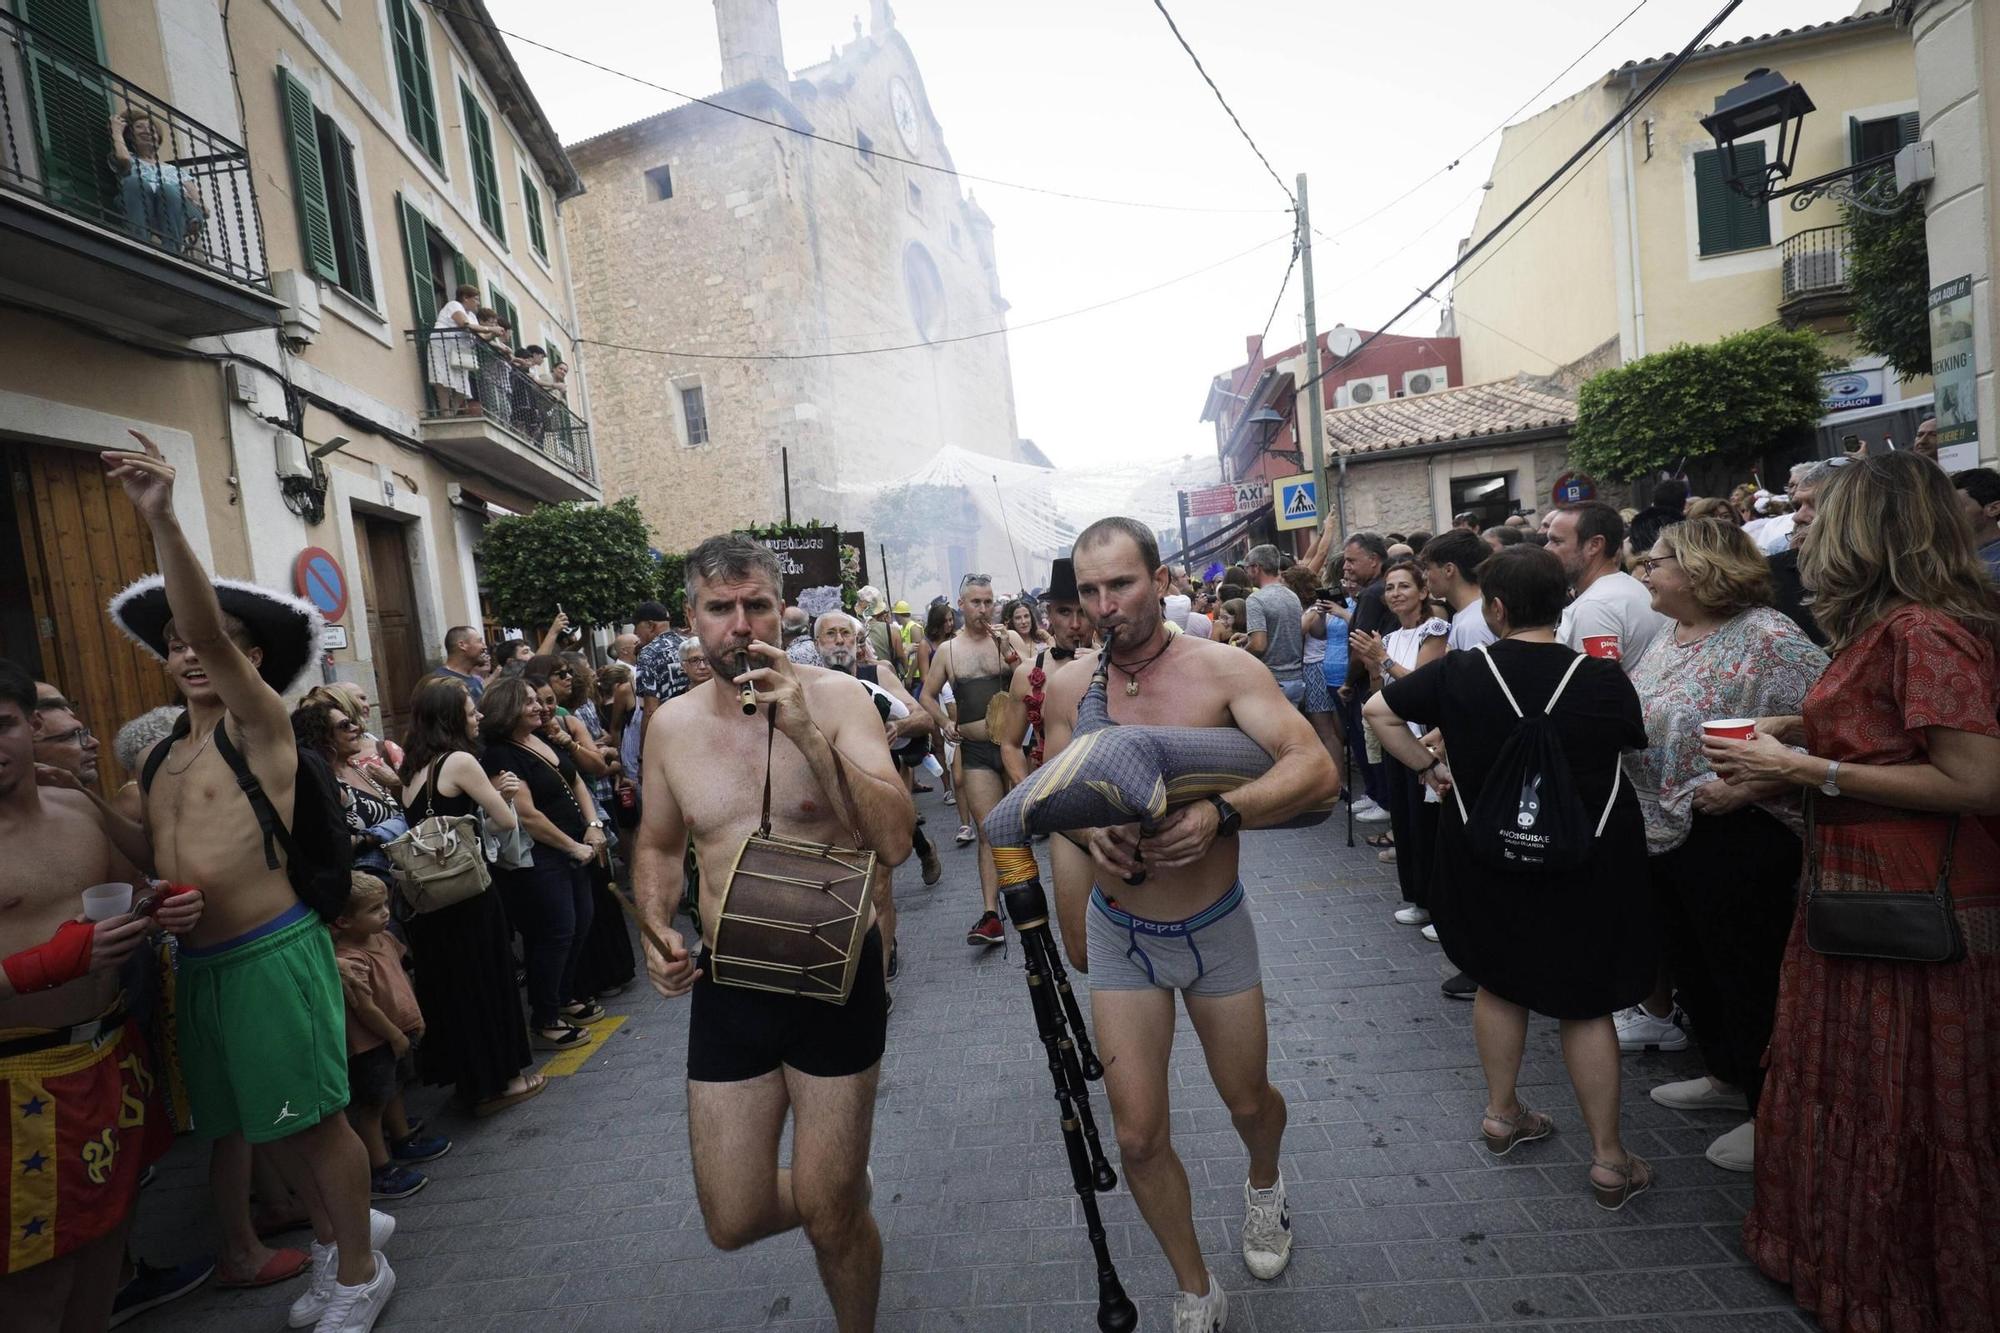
{"left": 1626, "top": 518, "right": 1826, "bottom": 1172}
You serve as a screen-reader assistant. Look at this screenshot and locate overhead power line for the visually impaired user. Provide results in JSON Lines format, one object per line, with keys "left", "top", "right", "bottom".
{"left": 425, "top": 0, "right": 1285, "bottom": 216}
{"left": 578, "top": 231, "right": 1292, "bottom": 362}
{"left": 1310, "top": 0, "right": 1653, "bottom": 249}
{"left": 1145, "top": 0, "right": 1296, "bottom": 206}
{"left": 1257, "top": 242, "right": 1301, "bottom": 348}
{"left": 1295, "top": 0, "right": 1745, "bottom": 401}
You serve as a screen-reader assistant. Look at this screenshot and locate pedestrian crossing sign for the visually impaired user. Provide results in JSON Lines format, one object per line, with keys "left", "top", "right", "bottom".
{"left": 1273, "top": 472, "right": 1317, "bottom": 531}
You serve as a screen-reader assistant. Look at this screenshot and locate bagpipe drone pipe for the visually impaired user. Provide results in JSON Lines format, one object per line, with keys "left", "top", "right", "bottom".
{"left": 979, "top": 631, "right": 1332, "bottom": 1332}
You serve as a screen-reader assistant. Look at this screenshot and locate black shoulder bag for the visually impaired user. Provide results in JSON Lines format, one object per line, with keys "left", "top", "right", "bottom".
{"left": 1802, "top": 792, "right": 1964, "bottom": 964}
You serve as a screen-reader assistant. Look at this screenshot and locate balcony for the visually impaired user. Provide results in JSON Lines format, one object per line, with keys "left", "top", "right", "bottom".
{"left": 1777, "top": 224, "right": 1853, "bottom": 327}
{"left": 411, "top": 328, "right": 598, "bottom": 502}
{"left": 0, "top": 11, "right": 279, "bottom": 337}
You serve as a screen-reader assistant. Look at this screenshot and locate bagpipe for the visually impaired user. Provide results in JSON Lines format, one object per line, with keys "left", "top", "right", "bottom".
{"left": 980, "top": 629, "right": 1331, "bottom": 1332}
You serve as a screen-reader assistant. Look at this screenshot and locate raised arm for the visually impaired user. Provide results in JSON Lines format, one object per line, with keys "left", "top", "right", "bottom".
{"left": 104, "top": 432, "right": 293, "bottom": 756}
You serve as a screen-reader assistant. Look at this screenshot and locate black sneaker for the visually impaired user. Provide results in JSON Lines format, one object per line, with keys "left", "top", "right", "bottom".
{"left": 389, "top": 1130, "right": 453, "bottom": 1164}
{"left": 886, "top": 943, "right": 900, "bottom": 982}
{"left": 369, "top": 1163, "right": 429, "bottom": 1200}
{"left": 110, "top": 1257, "right": 214, "bottom": 1327}
{"left": 1440, "top": 971, "right": 1478, "bottom": 1001}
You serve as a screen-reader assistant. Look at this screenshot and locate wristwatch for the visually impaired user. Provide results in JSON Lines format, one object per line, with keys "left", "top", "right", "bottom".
{"left": 1819, "top": 760, "right": 1842, "bottom": 798}
{"left": 1207, "top": 794, "right": 1242, "bottom": 838}
{"left": 586, "top": 819, "right": 605, "bottom": 830}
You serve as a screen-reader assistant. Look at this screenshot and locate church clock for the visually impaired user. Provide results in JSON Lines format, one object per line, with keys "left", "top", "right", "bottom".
{"left": 889, "top": 78, "right": 920, "bottom": 151}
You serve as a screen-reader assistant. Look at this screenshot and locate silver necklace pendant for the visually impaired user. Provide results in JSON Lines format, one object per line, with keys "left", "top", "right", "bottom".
{"left": 1124, "top": 678, "right": 1140, "bottom": 697}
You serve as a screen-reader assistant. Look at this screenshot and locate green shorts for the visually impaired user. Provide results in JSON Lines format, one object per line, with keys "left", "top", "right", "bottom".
{"left": 176, "top": 902, "right": 349, "bottom": 1143}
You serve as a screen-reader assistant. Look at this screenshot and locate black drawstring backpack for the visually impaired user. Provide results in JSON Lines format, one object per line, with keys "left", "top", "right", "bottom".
{"left": 1449, "top": 646, "right": 1621, "bottom": 873}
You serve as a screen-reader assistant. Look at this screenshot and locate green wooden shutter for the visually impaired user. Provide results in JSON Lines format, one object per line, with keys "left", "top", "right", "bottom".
{"left": 522, "top": 171, "right": 546, "bottom": 259}
{"left": 1694, "top": 145, "right": 1769, "bottom": 256}
{"left": 1896, "top": 112, "right": 1921, "bottom": 150}
{"left": 487, "top": 287, "right": 519, "bottom": 346}
{"left": 460, "top": 83, "right": 504, "bottom": 243}
{"left": 1847, "top": 116, "right": 1864, "bottom": 166}
{"left": 452, "top": 251, "right": 476, "bottom": 292}
{"left": 387, "top": 0, "right": 442, "bottom": 165}
{"left": 278, "top": 67, "right": 339, "bottom": 281}
{"left": 329, "top": 129, "right": 373, "bottom": 302}
{"left": 21, "top": 0, "right": 112, "bottom": 218}
{"left": 396, "top": 192, "right": 436, "bottom": 327}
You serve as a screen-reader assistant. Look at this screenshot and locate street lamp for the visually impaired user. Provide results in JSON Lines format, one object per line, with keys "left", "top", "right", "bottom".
{"left": 1699, "top": 67, "right": 1926, "bottom": 216}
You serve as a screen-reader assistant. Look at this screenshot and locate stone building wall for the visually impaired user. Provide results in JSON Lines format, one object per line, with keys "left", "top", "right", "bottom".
{"left": 567, "top": 21, "right": 1023, "bottom": 564}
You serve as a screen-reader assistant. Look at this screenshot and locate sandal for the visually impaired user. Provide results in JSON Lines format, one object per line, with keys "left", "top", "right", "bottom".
{"left": 474, "top": 1073, "right": 549, "bottom": 1118}
{"left": 1481, "top": 1104, "right": 1555, "bottom": 1157}
{"left": 561, "top": 1000, "right": 607, "bottom": 1024}
{"left": 1365, "top": 831, "right": 1394, "bottom": 849}
{"left": 533, "top": 1024, "right": 588, "bottom": 1050}
{"left": 1589, "top": 1152, "right": 1655, "bottom": 1211}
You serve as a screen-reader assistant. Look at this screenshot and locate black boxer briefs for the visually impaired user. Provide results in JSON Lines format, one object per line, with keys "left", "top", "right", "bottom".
{"left": 686, "top": 928, "right": 889, "bottom": 1082}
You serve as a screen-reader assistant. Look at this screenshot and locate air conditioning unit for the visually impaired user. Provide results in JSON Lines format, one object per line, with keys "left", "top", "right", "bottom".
{"left": 269, "top": 269, "right": 322, "bottom": 345}
{"left": 1403, "top": 366, "right": 1449, "bottom": 396}
{"left": 1782, "top": 249, "right": 1847, "bottom": 297}
{"left": 1335, "top": 374, "right": 1391, "bottom": 409}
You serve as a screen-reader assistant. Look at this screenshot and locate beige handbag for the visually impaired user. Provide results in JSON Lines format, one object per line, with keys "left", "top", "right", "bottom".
{"left": 385, "top": 760, "right": 492, "bottom": 913}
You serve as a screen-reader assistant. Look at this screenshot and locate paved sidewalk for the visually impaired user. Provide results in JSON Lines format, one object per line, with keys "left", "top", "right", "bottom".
{"left": 131, "top": 792, "right": 1810, "bottom": 1332}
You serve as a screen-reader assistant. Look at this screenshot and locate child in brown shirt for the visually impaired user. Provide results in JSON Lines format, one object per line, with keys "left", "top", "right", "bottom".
{"left": 333, "top": 874, "right": 449, "bottom": 1199}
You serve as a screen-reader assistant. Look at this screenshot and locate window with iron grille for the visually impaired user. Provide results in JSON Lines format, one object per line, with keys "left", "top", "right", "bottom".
{"left": 681, "top": 385, "right": 709, "bottom": 446}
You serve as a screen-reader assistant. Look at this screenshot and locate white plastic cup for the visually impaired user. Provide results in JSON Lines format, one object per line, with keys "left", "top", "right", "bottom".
{"left": 81, "top": 882, "right": 134, "bottom": 921}
{"left": 1701, "top": 718, "right": 1758, "bottom": 742}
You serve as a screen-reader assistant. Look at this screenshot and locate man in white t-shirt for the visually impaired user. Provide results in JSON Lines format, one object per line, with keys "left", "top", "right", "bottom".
{"left": 1417, "top": 530, "right": 1496, "bottom": 652}
{"left": 1547, "top": 502, "right": 1668, "bottom": 672}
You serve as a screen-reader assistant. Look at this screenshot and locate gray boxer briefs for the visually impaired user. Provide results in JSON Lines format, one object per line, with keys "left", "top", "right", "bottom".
{"left": 1086, "top": 881, "right": 1262, "bottom": 997}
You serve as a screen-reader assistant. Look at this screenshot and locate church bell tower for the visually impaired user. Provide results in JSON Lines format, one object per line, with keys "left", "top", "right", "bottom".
{"left": 715, "top": 0, "right": 787, "bottom": 90}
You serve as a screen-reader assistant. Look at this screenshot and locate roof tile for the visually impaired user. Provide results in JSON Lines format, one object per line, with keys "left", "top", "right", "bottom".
{"left": 1324, "top": 377, "right": 1575, "bottom": 457}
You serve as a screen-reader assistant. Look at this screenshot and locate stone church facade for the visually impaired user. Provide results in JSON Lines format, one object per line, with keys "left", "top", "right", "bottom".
{"left": 566, "top": 0, "right": 1031, "bottom": 591}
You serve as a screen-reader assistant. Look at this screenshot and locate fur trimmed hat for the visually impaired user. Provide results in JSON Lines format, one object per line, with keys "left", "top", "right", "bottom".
{"left": 108, "top": 574, "right": 326, "bottom": 697}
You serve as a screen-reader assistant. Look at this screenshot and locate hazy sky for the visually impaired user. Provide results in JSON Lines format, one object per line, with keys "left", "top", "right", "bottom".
{"left": 491, "top": 0, "right": 1860, "bottom": 478}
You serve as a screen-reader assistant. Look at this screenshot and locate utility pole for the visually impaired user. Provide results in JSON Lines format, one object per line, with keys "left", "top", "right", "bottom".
{"left": 1176, "top": 491, "right": 1192, "bottom": 576}
{"left": 1295, "top": 173, "right": 1338, "bottom": 539}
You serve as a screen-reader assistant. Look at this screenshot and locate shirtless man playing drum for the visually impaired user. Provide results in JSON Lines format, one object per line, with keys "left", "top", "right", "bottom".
{"left": 919, "top": 574, "right": 1032, "bottom": 948}
{"left": 632, "top": 534, "right": 914, "bottom": 1333}
{"left": 102, "top": 432, "right": 391, "bottom": 1331}
{"left": 0, "top": 659, "right": 202, "bottom": 1332}
{"left": 1041, "top": 517, "right": 1341, "bottom": 1332}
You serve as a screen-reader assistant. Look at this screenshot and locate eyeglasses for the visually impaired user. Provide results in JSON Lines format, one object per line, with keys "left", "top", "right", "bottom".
{"left": 38, "top": 725, "right": 92, "bottom": 746}
{"left": 1636, "top": 554, "right": 1678, "bottom": 576}
{"left": 334, "top": 719, "right": 362, "bottom": 734}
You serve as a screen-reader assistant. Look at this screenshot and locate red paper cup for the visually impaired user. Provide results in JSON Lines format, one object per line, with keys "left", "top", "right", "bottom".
{"left": 1580, "top": 634, "right": 1622, "bottom": 660}
{"left": 1701, "top": 718, "right": 1757, "bottom": 741}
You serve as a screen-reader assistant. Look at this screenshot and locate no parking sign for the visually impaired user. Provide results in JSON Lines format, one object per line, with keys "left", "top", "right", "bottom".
{"left": 294, "top": 546, "right": 349, "bottom": 624}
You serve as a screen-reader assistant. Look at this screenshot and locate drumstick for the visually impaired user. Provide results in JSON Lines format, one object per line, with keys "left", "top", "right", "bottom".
{"left": 735, "top": 650, "right": 756, "bottom": 715}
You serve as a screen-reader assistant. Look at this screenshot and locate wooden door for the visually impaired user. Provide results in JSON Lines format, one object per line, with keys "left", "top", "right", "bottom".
{"left": 360, "top": 516, "right": 425, "bottom": 741}
{"left": 0, "top": 441, "right": 176, "bottom": 796}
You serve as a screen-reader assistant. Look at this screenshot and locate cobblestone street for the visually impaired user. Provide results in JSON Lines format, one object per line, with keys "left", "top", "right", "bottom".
{"left": 132, "top": 791, "right": 1811, "bottom": 1333}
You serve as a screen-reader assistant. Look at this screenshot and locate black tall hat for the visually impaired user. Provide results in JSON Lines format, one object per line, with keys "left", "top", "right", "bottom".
{"left": 1045, "top": 558, "right": 1079, "bottom": 605}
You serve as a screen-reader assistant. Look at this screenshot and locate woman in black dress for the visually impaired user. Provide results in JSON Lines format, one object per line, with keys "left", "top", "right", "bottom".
{"left": 477, "top": 676, "right": 609, "bottom": 1049}
{"left": 1365, "top": 545, "right": 1657, "bottom": 1209}
{"left": 551, "top": 656, "right": 637, "bottom": 1000}
{"left": 398, "top": 678, "right": 545, "bottom": 1116}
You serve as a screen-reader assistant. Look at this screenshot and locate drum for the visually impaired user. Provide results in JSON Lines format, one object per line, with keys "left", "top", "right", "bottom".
{"left": 711, "top": 831, "right": 876, "bottom": 1003}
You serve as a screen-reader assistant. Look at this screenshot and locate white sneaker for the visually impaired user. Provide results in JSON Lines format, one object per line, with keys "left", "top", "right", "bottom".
{"left": 1650, "top": 1076, "right": 1749, "bottom": 1112}
{"left": 1171, "top": 1271, "right": 1227, "bottom": 1332}
{"left": 1613, "top": 1004, "right": 1689, "bottom": 1052}
{"left": 312, "top": 1252, "right": 394, "bottom": 1333}
{"left": 1420, "top": 924, "right": 1439, "bottom": 943}
{"left": 288, "top": 1244, "right": 337, "bottom": 1328}
{"left": 1706, "top": 1120, "right": 1755, "bottom": 1171}
{"left": 1241, "top": 1172, "right": 1292, "bottom": 1279}
{"left": 1392, "top": 905, "right": 1431, "bottom": 926}
{"left": 1352, "top": 797, "right": 1391, "bottom": 823}
{"left": 288, "top": 1215, "right": 396, "bottom": 1327}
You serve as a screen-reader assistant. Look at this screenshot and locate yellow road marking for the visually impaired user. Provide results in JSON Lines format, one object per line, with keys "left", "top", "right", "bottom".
{"left": 536, "top": 1014, "right": 628, "bottom": 1077}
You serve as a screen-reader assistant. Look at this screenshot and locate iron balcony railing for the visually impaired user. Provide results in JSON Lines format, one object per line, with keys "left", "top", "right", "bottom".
{"left": 411, "top": 327, "right": 595, "bottom": 484}
{"left": 1779, "top": 224, "right": 1851, "bottom": 305}
{"left": 0, "top": 9, "right": 267, "bottom": 289}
